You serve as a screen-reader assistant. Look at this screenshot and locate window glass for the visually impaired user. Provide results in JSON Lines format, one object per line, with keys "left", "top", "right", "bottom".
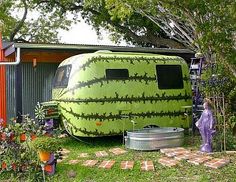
{"left": 105, "top": 69, "right": 129, "bottom": 79}
{"left": 53, "top": 65, "right": 72, "bottom": 88}
{"left": 156, "top": 65, "right": 183, "bottom": 89}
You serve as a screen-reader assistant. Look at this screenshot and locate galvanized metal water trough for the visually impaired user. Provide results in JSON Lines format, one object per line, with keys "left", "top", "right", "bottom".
{"left": 125, "top": 127, "right": 184, "bottom": 151}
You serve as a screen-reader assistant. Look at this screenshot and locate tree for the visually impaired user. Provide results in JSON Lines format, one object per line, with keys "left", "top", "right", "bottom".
{"left": 0, "top": 0, "right": 186, "bottom": 48}
{"left": 102, "top": 0, "right": 236, "bottom": 75}
{"left": 0, "top": 0, "right": 73, "bottom": 42}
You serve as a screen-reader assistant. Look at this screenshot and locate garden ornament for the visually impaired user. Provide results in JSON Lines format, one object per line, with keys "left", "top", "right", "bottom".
{"left": 195, "top": 98, "right": 215, "bottom": 153}
{"left": 44, "top": 119, "right": 54, "bottom": 134}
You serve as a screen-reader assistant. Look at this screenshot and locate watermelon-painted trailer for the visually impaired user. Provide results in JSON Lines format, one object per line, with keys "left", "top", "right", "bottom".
{"left": 40, "top": 51, "right": 192, "bottom": 137}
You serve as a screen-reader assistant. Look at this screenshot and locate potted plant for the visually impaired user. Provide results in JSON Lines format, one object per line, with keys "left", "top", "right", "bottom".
{"left": 30, "top": 136, "right": 61, "bottom": 162}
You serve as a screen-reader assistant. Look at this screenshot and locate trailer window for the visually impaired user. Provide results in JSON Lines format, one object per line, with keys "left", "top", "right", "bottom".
{"left": 53, "top": 65, "right": 72, "bottom": 88}
{"left": 156, "top": 65, "right": 183, "bottom": 89}
{"left": 105, "top": 69, "right": 129, "bottom": 79}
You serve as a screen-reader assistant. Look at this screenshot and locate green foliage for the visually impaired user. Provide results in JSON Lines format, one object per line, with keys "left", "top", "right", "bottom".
{"left": 30, "top": 136, "right": 61, "bottom": 153}
{"left": 0, "top": 0, "right": 73, "bottom": 42}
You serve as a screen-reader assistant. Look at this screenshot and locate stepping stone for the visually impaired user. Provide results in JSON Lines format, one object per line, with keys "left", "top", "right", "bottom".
{"left": 57, "top": 155, "right": 68, "bottom": 163}
{"left": 57, "top": 159, "right": 63, "bottom": 163}
{"left": 187, "top": 156, "right": 213, "bottom": 165}
{"left": 160, "top": 147, "right": 186, "bottom": 154}
{"left": 174, "top": 153, "right": 200, "bottom": 161}
{"left": 120, "top": 161, "right": 134, "bottom": 170}
{"left": 82, "top": 160, "right": 99, "bottom": 167}
{"left": 204, "top": 158, "right": 230, "bottom": 169}
{"left": 68, "top": 159, "right": 81, "bottom": 164}
{"left": 165, "top": 149, "right": 191, "bottom": 157}
{"left": 61, "top": 148, "right": 70, "bottom": 155}
{"left": 141, "top": 161, "right": 154, "bottom": 171}
{"left": 109, "top": 148, "right": 127, "bottom": 155}
{"left": 78, "top": 153, "right": 89, "bottom": 158}
{"left": 95, "top": 151, "right": 109, "bottom": 157}
{"left": 98, "top": 160, "right": 116, "bottom": 169}
{"left": 58, "top": 134, "right": 68, "bottom": 138}
{"left": 158, "top": 157, "right": 179, "bottom": 167}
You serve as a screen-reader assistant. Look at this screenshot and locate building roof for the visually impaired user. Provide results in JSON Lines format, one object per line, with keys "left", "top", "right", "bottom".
{"left": 4, "top": 42, "right": 194, "bottom": 63}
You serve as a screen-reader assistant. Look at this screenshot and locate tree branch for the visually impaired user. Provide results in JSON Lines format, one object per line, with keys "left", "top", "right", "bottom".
{"left": 10, "top": 0, "right": 28, "bottom": 41}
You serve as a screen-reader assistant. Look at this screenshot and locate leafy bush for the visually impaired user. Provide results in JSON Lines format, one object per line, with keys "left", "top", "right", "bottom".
{"left": 30, "top": 136, "right": 61, "bottom": 153}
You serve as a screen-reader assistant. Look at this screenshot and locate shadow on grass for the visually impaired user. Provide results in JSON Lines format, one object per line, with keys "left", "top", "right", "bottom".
{"left": 60, "top": 135, "right": 124, "bottom": 149}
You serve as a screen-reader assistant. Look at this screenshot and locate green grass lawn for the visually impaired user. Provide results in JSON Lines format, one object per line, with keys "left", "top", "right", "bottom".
{"left": 1, "top": 135, "right": 236, "bottom": 182}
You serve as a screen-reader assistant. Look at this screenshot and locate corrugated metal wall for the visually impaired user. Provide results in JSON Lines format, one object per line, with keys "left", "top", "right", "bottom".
{"left": 6, "top": 65, "right": 16, "bottom": 120}
{"left": 22, "top": 63, "right": 59, "bottom": 117}
{"left": 6, "top": 63, "right": 59, "bottom": 120}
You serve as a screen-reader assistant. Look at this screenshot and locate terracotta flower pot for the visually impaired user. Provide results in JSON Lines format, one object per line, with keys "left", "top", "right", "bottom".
{"left": 1, "top": 162, "right": 7, "bottom": 170}
{"left": 38, "top": 151, "right": 51, "bottom": 162}
{"left": 44, "top": 164, "right": 53, "bottom": 173}
{"left": 20, "top": 133, "right": 26, "bottom": 142}
{"left": 30, "top": 133, "right": 37, "bottom": 141}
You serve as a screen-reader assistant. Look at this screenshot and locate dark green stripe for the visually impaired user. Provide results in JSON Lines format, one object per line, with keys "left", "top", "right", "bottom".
{"left": 60, "top": 106, "right": 191, "bottom": 121}
{"left": 55, "top": 91, "right": 191, "bottom": 104}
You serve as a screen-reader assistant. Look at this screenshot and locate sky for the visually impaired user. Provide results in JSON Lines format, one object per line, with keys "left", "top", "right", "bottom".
{"left": 59, "top": 17, "right": 126, "bottom": 46}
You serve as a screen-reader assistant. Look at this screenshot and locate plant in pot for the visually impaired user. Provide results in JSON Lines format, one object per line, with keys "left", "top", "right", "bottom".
{"left": 30, "top": 136, "right": 61, "bottom": 162}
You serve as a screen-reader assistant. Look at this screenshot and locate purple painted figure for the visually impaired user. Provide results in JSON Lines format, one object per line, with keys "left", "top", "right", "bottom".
{"left": 44, "top": 119, "right": 56, "bottom": 175}
{"left": 195, "top": 99, "right": 215, "bottom": 153}
{"left": 44, "top": 119, "right": 54, "bottom": 135}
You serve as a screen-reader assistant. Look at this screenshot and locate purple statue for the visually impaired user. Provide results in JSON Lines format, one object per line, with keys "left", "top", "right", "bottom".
{"left": 44, "top": 119, "right": 54, "bottom": 136}
{"left": 195, "top": 99, "right": 215, "bottom": 153}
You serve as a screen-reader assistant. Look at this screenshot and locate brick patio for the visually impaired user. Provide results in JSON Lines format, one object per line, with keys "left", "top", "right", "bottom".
{"left": 174, "top": 153, "right": 200, "bottom": 161}
{"left": 160, "top": 147, "right": 186, "bottom": 154}
{"left": 204, "top": 158, "right": 230, "bottom": 169}
{"left": 141, "top": 161, "right": 155, "bottom": 171}
{"left": 95, "top": 151, "right": 109, "bottom": 157}
{"left": 98, "top": 160, "right": 116, "bottom": 169}
{"left": 165, "top": 149, "right": 191, "bottom": 157}
{"left": 158, "top": 157, "right": 179, "bottom": 167}
{"left": 61, "top": 148, "right": 70, "bottom": 155}
{"left": 187, "top": 155, "right": 213, "bottom": 165}
{"left": 120, "top": 161, "right": 134, "bottom": 170}
{"left": 82, "top": 160, "right": 99, "bottom": 167}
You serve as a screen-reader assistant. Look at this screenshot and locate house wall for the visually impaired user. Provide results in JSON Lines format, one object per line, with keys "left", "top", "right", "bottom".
{"left": 6, "top": 63, "right": 58, "bottom": 120}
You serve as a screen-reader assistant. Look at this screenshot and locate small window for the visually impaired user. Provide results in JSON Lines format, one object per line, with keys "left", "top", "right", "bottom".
{"left": 156, "top": 65, "right": 183, "bottom": 89}
{"left": 53, "top": 65, "right": 72, "bottom": 88}
{"left": 105, "top": 69, "right": 129, "bottom": 79}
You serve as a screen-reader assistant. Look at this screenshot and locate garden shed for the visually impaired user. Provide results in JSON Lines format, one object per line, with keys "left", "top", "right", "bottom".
{"left": 0, "top": 36, "right": 194, "bottom": 125}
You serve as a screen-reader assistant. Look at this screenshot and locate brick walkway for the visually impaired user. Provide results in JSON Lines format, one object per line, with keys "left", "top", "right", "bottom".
{"left": 82, "top": 160, "right": 99, "bottom": 167}
{"left": 98, "top": 160, "right": 116, "bottom": 169}
{"left": 160, "top": 147, "right": 230, "bottom": 169}
{"left": 63, "top": 147, "right": 231, "bottom": 170}
{"left": 158, "top": 157, "right": 179, "bottom": 167}
{"left": 95, "top": 151, "right": 109, "bottom": 157}
{"left": 120, "top": 161, "right": 134, "bottom": 170}
{"left": 141, "top": 161, "right": 155, "bottom": 171}
{"left": 204, "top": 158, "right": 230, "bottom": 169}
{"left": 78, "top": 153, "right": 89, "bottom": 158}
{"left": 109, "top": 148, "right": 127, "bottom": 155}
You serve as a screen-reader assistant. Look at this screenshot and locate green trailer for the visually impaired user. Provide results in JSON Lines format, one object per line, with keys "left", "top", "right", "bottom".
{"left": 38, "top": 51, "right": 192, "bottom": 137}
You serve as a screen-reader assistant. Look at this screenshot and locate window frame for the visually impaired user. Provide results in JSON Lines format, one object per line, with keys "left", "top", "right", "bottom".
{"left": 53, "top": 65, "right": 72, "bottom": 88}
{"left": 156, "top": 65, "right": 184, "bottom": 90}
{"left": 105, "top": 69, "right": 129, "bottom": 80}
